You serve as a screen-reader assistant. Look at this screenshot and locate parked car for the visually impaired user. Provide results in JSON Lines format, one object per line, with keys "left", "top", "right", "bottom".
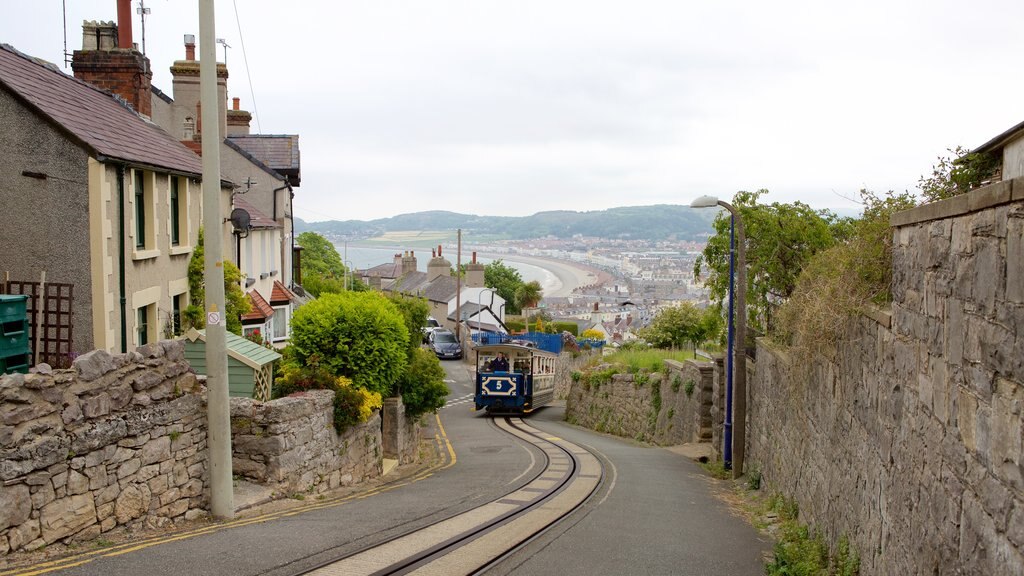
{"left": 422, "top": 316, "right": 441, "bottom": 343}
{"left": 429, "top": 329, "right": 463, "bottom": 360}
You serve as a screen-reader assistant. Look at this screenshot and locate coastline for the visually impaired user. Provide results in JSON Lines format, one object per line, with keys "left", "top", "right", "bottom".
{"left": 476, "top": 252, "right": 611, "bottom": 298}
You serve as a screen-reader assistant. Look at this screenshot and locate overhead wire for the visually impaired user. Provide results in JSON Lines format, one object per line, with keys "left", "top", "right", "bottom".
{"left": 231, "top": 0, "right": 262, "bottom": 134}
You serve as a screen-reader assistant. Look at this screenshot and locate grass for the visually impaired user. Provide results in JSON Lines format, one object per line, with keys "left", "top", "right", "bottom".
{"left": 603, "top": 348, "right": 695, "bottom": 374}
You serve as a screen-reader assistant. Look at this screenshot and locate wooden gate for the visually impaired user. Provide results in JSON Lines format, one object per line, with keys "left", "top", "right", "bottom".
{"left": 2, "top": 275, "right": 75, "bottom": 368}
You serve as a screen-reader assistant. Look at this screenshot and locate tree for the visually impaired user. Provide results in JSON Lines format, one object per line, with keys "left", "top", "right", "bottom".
{"left": 693, "top": 190, "right": 847, "bottom": 334}
{"left": 639, "top": 303, "right": 702, "bottom": 350}
{"left": 484, "top": 260, "right": 524, "bottom": 314}
{"left": 296, "top": 232, "right": 363, "bottom": 296}
{"left": 182, "top": 228, "right": 251, "bottom": 335}
{"left": 918, "top": 146, "right": 999, "bottom": 203}
{"left": 514, "top": 280, "right": 543, "bottom": 312}
{"left": 287, "top": 291, "right": 408, "bottom": 397}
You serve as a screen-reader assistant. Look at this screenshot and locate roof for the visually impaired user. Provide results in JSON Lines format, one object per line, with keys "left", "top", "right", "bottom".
{"left": 232, "top": 196, "right": 278, "bottom": 229}
{"left": 183, "top": 328, "right": 281, "bottom": 370}
{"left": 226, "top": 134, "right": 301, "bottom": 186}
{"left": 241, "top": 290, "right": 274, "bottom": 323}
{"left": 473, "top": 342, "right": 558, "bottom": 357}
{"left": 270, "top": 280, "right": 296, "bottom": 305}
{"left": 974, "top": 119, "right": 1024, "bottom": 155}
{"left": 0, "top": 44, "right": 203, "bottom": 176}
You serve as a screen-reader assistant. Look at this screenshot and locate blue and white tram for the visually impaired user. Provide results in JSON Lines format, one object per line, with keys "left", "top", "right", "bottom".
{"left": 474, "top": 343, "right": 558, "bottom": 414}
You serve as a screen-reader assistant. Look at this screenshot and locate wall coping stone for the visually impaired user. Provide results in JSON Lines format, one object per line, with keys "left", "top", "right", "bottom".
{"left": 891, "top": 177, "right": 1021, "bottom": 227}
{"left": 861, "top": 304, "right": 892, "bottom": 328}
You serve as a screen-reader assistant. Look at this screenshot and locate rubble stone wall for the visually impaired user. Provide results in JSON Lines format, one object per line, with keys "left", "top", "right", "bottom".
{"left": 0, "top": 342, "right": 207, "bottom": 554}
{"left": 746, "top": 181, "right": 1024, "bottom": 574}
{"left": 565, "top": 359, "right": 713, "bottom": 444}
{"left": 230, "top": 391, "right": 383, "bottom": 494}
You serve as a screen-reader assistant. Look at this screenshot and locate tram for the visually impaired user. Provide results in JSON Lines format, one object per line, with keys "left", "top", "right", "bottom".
{"left": 474, "top": 342, "right": 558, "bottom": 413}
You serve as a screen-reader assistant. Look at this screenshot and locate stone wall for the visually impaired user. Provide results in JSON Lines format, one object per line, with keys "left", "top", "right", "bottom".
{"left": 554, "top": 351, "right": 598, "bottom": 400}
{"left": 745, "top": 181, "right": 1024, "bottom": 574}
{"left": 382, "top": 397, "right": 420, "bottom": 465}
{"left": 0, "top": 342, "right": 207, "bottom": 554}
{"left": 565, "top": 359, "right": 713, "bottom": 444}
{"left": 230, "top": 391, "right": 383, "bottom": 495}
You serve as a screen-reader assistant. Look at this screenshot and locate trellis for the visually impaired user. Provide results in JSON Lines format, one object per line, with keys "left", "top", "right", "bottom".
{"left": 2, "top": 273, "right": 75, "bottom": 368}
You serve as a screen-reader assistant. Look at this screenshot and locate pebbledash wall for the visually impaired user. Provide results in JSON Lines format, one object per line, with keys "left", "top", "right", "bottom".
{"left": 565, "top": 359, "right": 713, "bottom": 444}
{"left": 1, "top": 341, "right": 421, "bottom": 555}
{"left": 747, "top": 179, "right": 1024, "bottom": 574}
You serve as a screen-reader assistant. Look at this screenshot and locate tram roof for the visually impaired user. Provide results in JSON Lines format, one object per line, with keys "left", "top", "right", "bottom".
{"left": 473, "top": 343, "right": 558, "bottom": 357}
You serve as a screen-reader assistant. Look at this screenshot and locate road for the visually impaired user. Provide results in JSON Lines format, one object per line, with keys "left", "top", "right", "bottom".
{"left": 6, "top": 360, "right": 769, "bottom": 576}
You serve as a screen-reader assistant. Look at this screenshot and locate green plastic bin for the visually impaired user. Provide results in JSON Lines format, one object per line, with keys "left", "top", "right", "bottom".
{"left": 0, "top": 294, "right": 29, "bottom": 323}
{"left": 1, "top": 352, "right": 30, "bottom": 375}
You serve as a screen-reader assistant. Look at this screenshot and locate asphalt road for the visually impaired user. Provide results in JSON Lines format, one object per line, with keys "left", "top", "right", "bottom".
{"left": 11, "top": 358, "right": 769, "bottom": 575}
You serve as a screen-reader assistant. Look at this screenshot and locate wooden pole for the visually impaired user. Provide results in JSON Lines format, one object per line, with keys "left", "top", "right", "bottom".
{"left": 35, "top": 271, "right": 45, "bottom": 365}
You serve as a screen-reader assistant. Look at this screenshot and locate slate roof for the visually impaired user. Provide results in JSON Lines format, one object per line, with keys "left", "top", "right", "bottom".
{"left": 226, "top": 134, "right": 300, "bottom": 186}
{"left": 386, "top": 272, "right": 459, "bottom": 305}
{"left": 0, "top": 44, "right": 203, "bottom": 176}
{"left": 232, "top": 196, "right": 278, "bottom": 229}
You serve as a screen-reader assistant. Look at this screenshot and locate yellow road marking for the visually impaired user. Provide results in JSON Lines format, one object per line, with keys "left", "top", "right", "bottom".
{"left": 2, "top": 414, "right": 458, "bottom": 576}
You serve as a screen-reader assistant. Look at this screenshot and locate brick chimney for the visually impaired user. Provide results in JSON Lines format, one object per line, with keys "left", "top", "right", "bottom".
{"left": 465, "top": 251, "right": 485, "bottom": 288}
{"left": 226, "top": 96, "right": 252, "bottom": 136}
{"left": 169, "top": 34, "right": 228, "bottom": 141}
{"left": 427, "top": 245, "right": 451, "bottom": 281}
{"left": 72, "top": 19, "right": 153, "bottom": 117}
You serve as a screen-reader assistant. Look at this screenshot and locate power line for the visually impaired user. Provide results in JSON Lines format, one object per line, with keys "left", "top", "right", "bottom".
{"left": 231, "top": 0, "right": 262, "bottom": 134}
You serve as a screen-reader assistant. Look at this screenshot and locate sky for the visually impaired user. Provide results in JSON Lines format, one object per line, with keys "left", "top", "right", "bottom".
{"left": 4, "top": 1, "right": 1024, "bottom": 222}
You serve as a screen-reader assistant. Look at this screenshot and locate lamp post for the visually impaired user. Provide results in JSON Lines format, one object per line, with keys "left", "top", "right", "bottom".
{"left": 343, "top": 260, "right": 354, "bottom": 291}
{"left": 690, "top": 195, "right": 746, "bottom": 479}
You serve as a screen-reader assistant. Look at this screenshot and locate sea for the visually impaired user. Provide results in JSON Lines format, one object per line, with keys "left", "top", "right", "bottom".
{"left": 332, "top": 244, "right": 562, "bottom": 295}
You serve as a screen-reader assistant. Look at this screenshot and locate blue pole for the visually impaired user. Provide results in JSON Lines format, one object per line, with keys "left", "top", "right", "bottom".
{"left": 724, "top": 215, "right": 734, "bottom": 469}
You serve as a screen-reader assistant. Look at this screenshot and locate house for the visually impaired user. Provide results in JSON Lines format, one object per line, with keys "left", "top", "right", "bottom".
{"left": 378, "top": 248, "right": 494, "bottom": 335}
{"left": 972, "top": 119, "right": 1024, "bottom": 182}
{"left": 0, "top": 34, "right": 233, "bottom": 356}
{"left": 147, "top": 34, "right": 302, "bottom": 339}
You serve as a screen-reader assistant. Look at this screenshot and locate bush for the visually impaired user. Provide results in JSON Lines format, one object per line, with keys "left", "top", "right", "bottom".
{"left": 551, "top": 322, "right": 579, "bottom": 336}
{"left": 272, "top": 364, "right": 381, "bottom": 433}
{"left": 288, "top": 291, "right": 408, "bottom": 397}
{"left": 398, "top": 348, "right": 450, "bottom": 418}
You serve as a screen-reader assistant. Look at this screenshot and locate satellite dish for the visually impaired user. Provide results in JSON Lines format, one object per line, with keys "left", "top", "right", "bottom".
{"left": 229, "top": 208, "right": 251, "bottom": 237}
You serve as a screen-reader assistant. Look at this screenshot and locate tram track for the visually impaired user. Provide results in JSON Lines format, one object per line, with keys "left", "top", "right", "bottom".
{"left": 301, "top": 417, "right": 603, "bottom": 576}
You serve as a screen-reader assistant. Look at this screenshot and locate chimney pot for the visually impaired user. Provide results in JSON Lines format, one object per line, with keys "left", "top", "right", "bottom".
{"left": 437, "top": 245, "right": 442, "bottom": 257}
{"left": 184, "top": 34, "right": 196, "bottom": 60}
{"left": 117, "top": 0, "right": 133, "bottom": 49}
{"left": 232, "top": 97, "right": 240, "bottom": 110}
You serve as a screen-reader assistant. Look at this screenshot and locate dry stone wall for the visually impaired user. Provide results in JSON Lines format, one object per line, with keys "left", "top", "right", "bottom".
{"left": 0, "top": 342, "right": 207, "bottom": 554}
{"left": 565, "top": 359, "right": 713, "bottom": 444}
{"left": 553, "top": 351, "right": 599, "bottom": 400}
{"left": 746, "top": 181, "right": 1024, "bottom": 574}
{"left": 230, "top": 390, "right": 383, "bottom": 495}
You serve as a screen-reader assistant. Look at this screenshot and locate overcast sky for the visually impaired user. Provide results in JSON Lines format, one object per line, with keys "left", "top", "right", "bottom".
{"left": 5, "top": 1, "right": 1024, "bottom": 221}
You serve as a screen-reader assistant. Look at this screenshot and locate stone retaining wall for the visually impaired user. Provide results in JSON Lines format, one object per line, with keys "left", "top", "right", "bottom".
{"left": 230, "top": 391, "right": 383, "bottom": 494}
{"left": 0, "top": 342, "right": 207, "bottom": 554}
{"left": 554, "top": 351, "right": 598, "bottom": 400}
{"left": 565, "top": 359, "right": 713, "bottom": 444}
{"left": 382, "top": 397, "right": 420, "bottom": 465}
{"left": 746, "top": 181, "right": 1024, "bottom": 574}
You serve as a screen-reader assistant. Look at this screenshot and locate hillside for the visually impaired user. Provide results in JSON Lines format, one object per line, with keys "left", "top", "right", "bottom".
{"left": 295, "top": 205, "right": 718, "bottom": 242}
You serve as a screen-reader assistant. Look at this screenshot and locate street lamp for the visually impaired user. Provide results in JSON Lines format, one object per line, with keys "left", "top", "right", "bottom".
{"left": 343, "top": 260, "right": 354, "bottom": 291}
{"left": 690, "top": 195, "right": 747, "bottom": 479}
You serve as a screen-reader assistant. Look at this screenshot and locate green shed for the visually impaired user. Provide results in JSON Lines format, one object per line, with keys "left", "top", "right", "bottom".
{"left": 182, "top": 328, "right": 281, "bottom": 400}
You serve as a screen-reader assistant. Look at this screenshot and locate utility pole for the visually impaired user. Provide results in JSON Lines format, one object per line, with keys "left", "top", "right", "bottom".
{"left": 199, "top": 0, "right": 234, "bottom": 519}
{"left": 455, "top": 229, "right": 462, "bottom": 339}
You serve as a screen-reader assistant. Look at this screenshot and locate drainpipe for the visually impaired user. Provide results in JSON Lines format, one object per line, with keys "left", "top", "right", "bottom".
{"left": 116, "top": 164, "right": 128, "bottom": 353}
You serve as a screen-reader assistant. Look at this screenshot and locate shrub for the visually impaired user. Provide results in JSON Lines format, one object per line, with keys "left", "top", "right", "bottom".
{"left": 671, "top": 375, "right": 682, "bottom": 393}
{"left": 581, "top": 328, "right": 604, "bottom": 340}
{"left": 684, "top": 379, "right": 695, "bottom": 397}
{"left": 551, "top": 322, "right": 579, "bottom": 336}
{"left": 333, "top": 378, "right": 383, "bottom": 432}
{"left": 398, "top": 347, "right": 450, "bottom": 418}
{"left": 288, "top": 291, "right": 408, "bottom": 397}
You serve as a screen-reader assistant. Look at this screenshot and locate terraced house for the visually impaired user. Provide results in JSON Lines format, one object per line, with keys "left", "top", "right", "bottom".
{"left": 0, "top": 37, "right": 232, "bottom": 359}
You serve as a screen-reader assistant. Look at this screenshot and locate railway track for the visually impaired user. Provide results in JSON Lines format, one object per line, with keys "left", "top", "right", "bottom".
{"left": 302, "top": 417, "right": 603, "bottom": 576}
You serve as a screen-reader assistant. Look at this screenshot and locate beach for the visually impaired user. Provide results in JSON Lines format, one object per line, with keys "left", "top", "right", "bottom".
{"left": 476, "top": 253, "right": 609, "bottom": 298}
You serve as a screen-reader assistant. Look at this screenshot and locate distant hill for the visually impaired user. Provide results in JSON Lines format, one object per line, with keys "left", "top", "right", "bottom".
{"left": 295, "top": 205, "right": 718, "bottom": 242}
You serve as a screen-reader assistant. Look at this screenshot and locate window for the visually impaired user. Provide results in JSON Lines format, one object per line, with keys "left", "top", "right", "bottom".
{"left": 170, "top": 177, "right": 181, "bottom": 247}
{"left": 137, "top": 305, "right": 151, "bottom": 346}
{"left": 171, "top": 293, "right": 183, "bottom": 335}
{"left": 134, "top": 170, "right": 146, "bottom": 249}
{"left": 272, "top": 306, "right": 289, "bottom": 342}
